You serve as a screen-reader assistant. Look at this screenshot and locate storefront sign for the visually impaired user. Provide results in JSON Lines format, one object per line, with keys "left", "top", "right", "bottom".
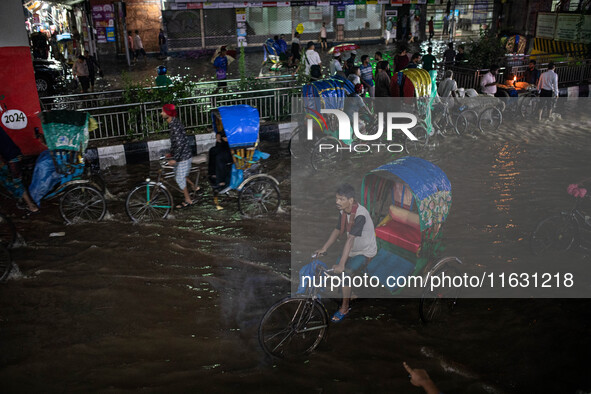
{"left": 536, "top": 12, "right": 557, "bottom": 39}
{"left": 310, "top": 6, "right": 323, "bottom": 20}
{"left": 92, "top": 4, "right": 115, "bottom": 45}
{"left": 555, "top": 14, "right": 582, "bottom": 42}
{"left": 187, "top": 3, "right": 204, "bottom": 9}
{"left": 236, "top": 8, "right": 247, "bottom": 47}
{"left": 106, "top": 27, "right": 115, "bottom": 42}
{"left": 291, "top": 0, "right": 317, "bottom": 5}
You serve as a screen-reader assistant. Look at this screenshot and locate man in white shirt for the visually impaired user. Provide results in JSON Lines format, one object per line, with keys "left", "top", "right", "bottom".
{"left": 480, "top": 65, "right": 499, "bottom": 96}
{"left": 320, "top": 22, "right": 327, "bottom": 50}
{"left": 133, "top": 30, "right": 146, "bottom": 63}
{"left": 330, "top": 53, "right": 343, "bottom": 76}
{"left": 304, "top": 41, "right": 322, "bottom": 79}
{"left": 537, "top": 62, "right": 559, "bottom": 120}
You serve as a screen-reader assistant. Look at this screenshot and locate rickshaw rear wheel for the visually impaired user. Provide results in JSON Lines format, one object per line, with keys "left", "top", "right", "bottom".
{"left": 59, "top": 185, "right": 107, "bottom": 224}
{"left": 238, "top": 177, "right": 280, "bottom": 217}
{"left": 530, "top": 214, "right": 577, "bottom": 256}
{"left": 519, "top": 93, "right": 539, "bottom": 119}
{"left": 311, "top": 136, "right": 342, "bottom": 171}
{"left": 126, "top": 182, "right": 173, "bottom": 223}
{"left": 478, "top": 107, "right": 503, "bottom": 134}
{"left": 405, "top": 125, "right": 428, "bottom": 155}
{"left": 0, "top": 246, "right": 13, "bottom": 283}
{"left": 0, "top": 213, "right": 16, "bottom": 250}
{"left": 289, "top": 125, "right": 317, "bottom": 160}
{"left": 419, "top": 260, "right": 461, "bottom": 324}
{"left": 454, "top": 110, "right": 478, "bottom": 136}
{"left": 259, "top": 297, "right": 329, "bottom": 359}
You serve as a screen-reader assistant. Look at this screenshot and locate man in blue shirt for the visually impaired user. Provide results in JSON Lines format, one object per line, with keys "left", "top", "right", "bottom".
{"left": 213, "top": 46, "right": 228, "bottom": 89}
{"left": 359, "top": 55, "right": 375, "bottom": 97}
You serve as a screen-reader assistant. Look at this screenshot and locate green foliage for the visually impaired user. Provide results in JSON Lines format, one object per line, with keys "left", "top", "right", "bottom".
{"left": 121, "top": 72, "right": 197, "bottom": 140}
{"left": 239, "top": 45, "right": 246, "bottom": 89}
{"left": 466, "top": 30, "right": 507, "bottom": 69}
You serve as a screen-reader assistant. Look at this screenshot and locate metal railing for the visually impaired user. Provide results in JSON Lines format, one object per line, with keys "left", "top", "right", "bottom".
{"left": 40, "top": 74, "right": 299, "bottom": 112}
{"left": 84, "top": 86, "right": 303, "bottom": 141}
{"left": 440, "top": 58, "right": 591, "bottom": 90}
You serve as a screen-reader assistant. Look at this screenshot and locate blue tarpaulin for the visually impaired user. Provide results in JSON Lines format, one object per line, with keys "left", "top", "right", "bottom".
{"left": 212, "top": 105, "right": 259, "bottom": 148}
{"left": 302, "top": 79, "right": 347, "bottom": 112}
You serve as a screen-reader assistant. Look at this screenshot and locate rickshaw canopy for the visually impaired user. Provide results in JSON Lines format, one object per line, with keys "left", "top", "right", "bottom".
{"left": 41, "top": 110, "right": 90, "bottom": 152}
{"left": 362, "top": 156, "right": 452, "bottom": 232}
{"left": 212, "top": 105, "right": 259, "bottom": 148}
{"left": 302, "top": 78, "right": 348, "bottom": 112}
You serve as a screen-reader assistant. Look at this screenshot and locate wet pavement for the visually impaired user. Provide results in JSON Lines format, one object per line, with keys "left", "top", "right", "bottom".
{"left": 2, "top": 104, "right": 591, "bottom": 393}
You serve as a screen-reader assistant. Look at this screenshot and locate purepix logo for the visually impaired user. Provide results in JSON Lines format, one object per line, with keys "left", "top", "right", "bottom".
{"left": 306, "top": 109, "right": 418, "bottom": 153}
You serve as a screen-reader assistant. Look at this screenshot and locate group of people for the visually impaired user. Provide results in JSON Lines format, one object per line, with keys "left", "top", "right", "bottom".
{"left": 126, "top": 30, "right": 147, "bottom": 64}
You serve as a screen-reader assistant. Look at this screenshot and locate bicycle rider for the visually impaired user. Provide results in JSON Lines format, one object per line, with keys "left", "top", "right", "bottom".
{"left": 314, "top": 183, "right": 377, "bottom": 323}
{"left": 161, "top": 104, "right": 197, "bottom": 209}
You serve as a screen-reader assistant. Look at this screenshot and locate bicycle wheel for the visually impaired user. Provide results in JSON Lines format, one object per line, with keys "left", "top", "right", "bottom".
{"left": 126, "top": 182, "right": 173, "bottom": 222}
{"left": 310, "top": 136, "right": 342, "bottom": 171}
{"left": 0, "top": 246, "right": 12, "bottom": 283}
{"left": 419, "top": 259, "right": 461, "bottom": 324}
{"left": 0, "top": 213, "right": 16, "bottom": 249}
{"left": 405, "top": 125, "right": 428, "bottom": 155}
{"left": 259, "top": 297, "right": 329, "bottom": 358}
{"left": 530, "top": 214, "right": 577, "bottom": 256}
{"left": 478, "top": 107, "right": 503, "bottom": 134}
{"left": 238, "top": 177, "right": 280, "bottom": 217}
{"left": 454, "top": 110, "right": 478, "bottom": 136}
{"left": 289, "top": 125, "right": 316, "bottom": 160}
{"left": 433, "top": 114, "right": 454, "bottom": 137}
{"left": 59, "top": 185, "right": 106, "bottom": 224}
{"left": 519, "top": 93, "right": 538, "bottom": 119}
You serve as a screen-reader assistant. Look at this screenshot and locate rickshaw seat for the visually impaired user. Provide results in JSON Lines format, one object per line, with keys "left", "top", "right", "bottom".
{"left": 192, "top": 154, "right": 207, "bottom": 165}
{"left": 375, "top": 205, "right": 421, "bottom": 253}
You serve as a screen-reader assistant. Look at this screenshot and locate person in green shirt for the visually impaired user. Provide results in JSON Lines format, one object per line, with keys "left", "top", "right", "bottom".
{"left": 421, "top": 47, "right": 437, "bottom": 72}
{"left": 155, "top": 65, "right": 172, "bottom": 87}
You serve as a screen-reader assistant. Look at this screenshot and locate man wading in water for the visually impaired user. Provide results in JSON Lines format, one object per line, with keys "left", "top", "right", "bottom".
{"left": 315, "top": 184, "right": 377, "bottom": 323}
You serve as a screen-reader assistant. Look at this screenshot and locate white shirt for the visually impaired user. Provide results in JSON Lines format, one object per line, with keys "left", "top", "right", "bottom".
{"left": 133, "top": 35, "right": 143, "bottom": 50}
{"left": 338, "top": 204, "right": 377, "bottom": 258}
{"left": 480, "top": 72, "right": 497, "bottom": 95}
{"left": 330, "top": 58, "right": 342, "bottom": 75}
{"left": 304, "top": 49, "right": 321, "bottom": 75}
{"left": 320, "top": 26, "right": 327, "bottom": 38}
{"left": 537, "top": 69, "right": 559, "bottom": 96}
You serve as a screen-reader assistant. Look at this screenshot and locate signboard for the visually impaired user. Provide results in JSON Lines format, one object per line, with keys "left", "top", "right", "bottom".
{"left": 555, "top": 14, "right": 582, "bottom": 42}
{"left": 106, "top": 27, "right": 115, "bottom": 42}
{"left": 187, "top": 3, "right": 204, "bottom": 9}
{"left": 310, "top": 6, "right": 323, "bottom": 20}
{"left": 536, "top": 12, "right": 557, "bottom": 39}
{"left": 336, "top": 5, "right": 345, "bottom": 25}
{"left": 92, "top": 4, "right": 115, "bottom": 44}
{"left": 236, "top": 8, "right": 247, "bottom": 47}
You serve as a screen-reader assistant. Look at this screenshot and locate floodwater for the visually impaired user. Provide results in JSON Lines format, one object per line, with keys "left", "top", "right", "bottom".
{"left": 2, "top": 103, "right": 591, "bottom": 393}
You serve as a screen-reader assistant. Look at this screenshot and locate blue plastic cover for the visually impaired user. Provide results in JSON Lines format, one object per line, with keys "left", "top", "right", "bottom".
{"left": 302, "top": 79, "right": 347, "bottom": 112}
{"left": 371, "top": 156, "right": 451, "bottom": 201}
{"left": 28, "top": 150, "right": 60, "bottom": 206}
{"left": 212, "top": 105, "right": 260, "bottom": 148}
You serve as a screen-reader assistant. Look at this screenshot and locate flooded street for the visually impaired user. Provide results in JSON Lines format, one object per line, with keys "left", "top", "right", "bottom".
{"left": 2, "top": 104, "right": 591, "bottom": 393}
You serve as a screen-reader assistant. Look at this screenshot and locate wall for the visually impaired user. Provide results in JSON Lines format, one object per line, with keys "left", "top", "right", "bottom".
{"left": 125, "top": 0, "right": 162, "bottom": 53}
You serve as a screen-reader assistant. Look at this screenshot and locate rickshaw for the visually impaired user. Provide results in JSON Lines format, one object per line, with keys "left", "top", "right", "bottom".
{"left": 125, "top": 105, "right": 281, "bottom": 221}
{"left": 259, "top": 38, "right": 290, "bottom": 76}
{"left": 32, "top": 110, "right": 107, "bottom": 224}
{"left": 258, "top": 156, "right": 462, "bottom": 358}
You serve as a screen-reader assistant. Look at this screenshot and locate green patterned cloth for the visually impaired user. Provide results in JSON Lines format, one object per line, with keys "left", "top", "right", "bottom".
{"left": 41, "top": 111, "right": 90, "bottom": 152}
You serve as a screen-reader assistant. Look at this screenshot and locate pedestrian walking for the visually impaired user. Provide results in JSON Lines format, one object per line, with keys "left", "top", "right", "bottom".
{"left": 304, "top": 41, "right": 322, "bottom": 79}
{"left": 422, "top": 47, "right": 436, "bottom": 72}
{"left": 72, "top": 55, "right": 90, "bottom": 93}
{"left": 127, "top": 31, "right": 134, "bottom": 61}
{"left": 133, "top": 30, "right": 147, "bottom": 63}
{"left": 158, "top": 29, "right": 168, "bottom": 59}
{"left": 290, "top": 32, "right": 301, "bottom": 68}
{"left": 442, "top": 14, "right": 449, "bottom": 36}
{"left": 319, "top": 22, "right": 327, "bottom": 51}
{"left": 360, "top": 55, "right": 375, "bottom": 97}
{"left": 86, "top": 54, "right": 101, "bottom": 92}
{"left": 385, "top": 17, "right": 393, "bottom": 45}
{"left": 442, "top": 42, "right": 456, "bottom": 70}
{"left": 213, "top": 46, "right": 229, "bottom": 89}
{"left": 537, "top": 62, "right": 559, "bottom": 120}
{"left": 428, "top": 17, "right": 434, "bottom": 41}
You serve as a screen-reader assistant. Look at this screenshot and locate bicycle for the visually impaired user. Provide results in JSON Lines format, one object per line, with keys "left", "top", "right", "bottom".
{"left": 125, "top": 156, "right": 204, "bottom": 222}
{"left": 530, "top": 183, "right": 591, "bottom": 256}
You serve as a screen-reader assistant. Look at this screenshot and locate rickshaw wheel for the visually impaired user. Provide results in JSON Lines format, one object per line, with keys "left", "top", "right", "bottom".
{"left": 0, "top": 213, "right": 16, "bottom": 250}
{"left": 0, "top": 246, "right": 12, "bottom": 283}
{"left": 259, "top": 297, "right": 328, "bottom": 359}
{"left": 519, "top": 93, "right": 539, "bottom": 119}
{"left": 311, "top": 136, "right": 342, "bottom": 171}
{"left": 289, "top": 125, "right": 317, "bottom": 160}
{"left": 59, "top": 185, "right": 106, "bottom": 224}
{"left": 238, "top": 177, "right": 280, "bottom": 217}
{"left": 478, "top": 107, "right": 503, "bottom": 134}
{"left": 419, "top": 260, "right": 461, "bottom": 324}
{"left": 405, "top": 125, "right": 428, "bottom": 155}
{"left": 126, "top": 182, "right": 173, "bottom": 223}
{"left": 454, "top": 110, "right": 479, "bottom": 136}
{"left": 530, "top": 214, "right": 577, "bottom": 256}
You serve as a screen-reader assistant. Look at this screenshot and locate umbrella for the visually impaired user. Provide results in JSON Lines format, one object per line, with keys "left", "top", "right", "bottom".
{"left": 328, "top": 43, "right": 360, "bottom": 55}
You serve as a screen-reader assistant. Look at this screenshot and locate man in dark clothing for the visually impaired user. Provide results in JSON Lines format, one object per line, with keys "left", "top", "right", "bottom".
{"left": 344, "top": 51, "right": 357, "bottom": 76}
{"left": 422, "top": 47, "right": 436, "bottom": 72}
{"left": 161, "top": 104, "right": 195, "bottom": 208}
{"left": 442, "top": 42, "right": 455, "bottom": 69}
{"left": 0, "top": 126, "right": 38, "bottom": 212}
{"left": 208, "top": 131, "right": 233, "bottom": 193}
{"left": 428, "top": 17, "right": 434, "bottom": 41}
{"left": 407, "top": 53, "right": 421, "bottom": 69}
{"left": 455, "top": 45, "right": 467, "bottom": 65}
{"left": 524, "top": 60, "right": 540, "bottom": 85}
{"left": 158, "top": 29, "right": 168, "bottom": 59}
